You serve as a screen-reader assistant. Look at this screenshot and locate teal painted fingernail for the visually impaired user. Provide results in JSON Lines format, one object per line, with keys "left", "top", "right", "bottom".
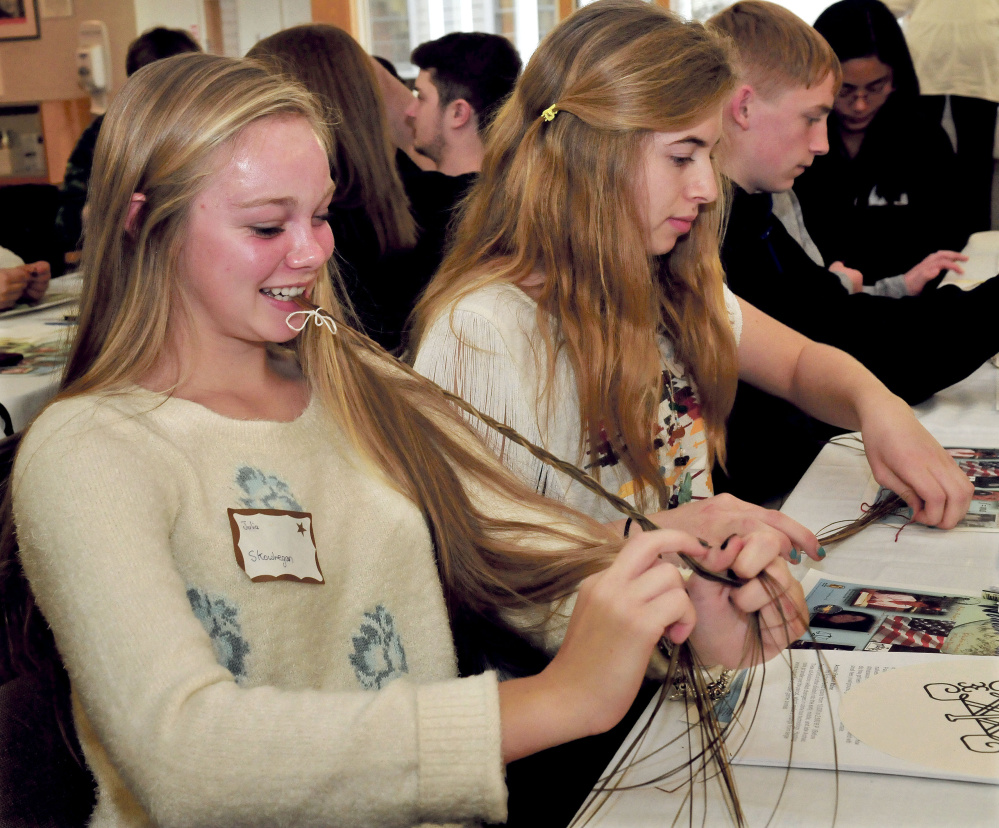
{"left": 817, "top": 546, "right": 827, "bottom": 559}
{"left": 789, "top": 549, "right": 800, "bottom": 563}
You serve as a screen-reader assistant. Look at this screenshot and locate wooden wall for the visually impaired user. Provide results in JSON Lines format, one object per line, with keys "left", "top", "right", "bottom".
{"left": 311, "top": 0, "right": 354, "bottom": 34}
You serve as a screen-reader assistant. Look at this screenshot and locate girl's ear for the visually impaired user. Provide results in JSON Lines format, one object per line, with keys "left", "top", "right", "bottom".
{"left": 126, "top": 193, "right": 147, "bottom": 235}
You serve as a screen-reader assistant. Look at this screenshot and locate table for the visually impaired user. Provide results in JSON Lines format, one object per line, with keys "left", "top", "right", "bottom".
{"left": 574, "top": 362, "right": 999, "bottom": 827}
{"left": 0, "top": 275, "right": 80, "bottom": 434}
{"left": 783, "top": 360, "right": 999, "bottom": 593}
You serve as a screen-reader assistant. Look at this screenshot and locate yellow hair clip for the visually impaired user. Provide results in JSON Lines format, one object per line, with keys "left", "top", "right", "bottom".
{"left": 541, "top": 105, "right": 559, "bottom": 122}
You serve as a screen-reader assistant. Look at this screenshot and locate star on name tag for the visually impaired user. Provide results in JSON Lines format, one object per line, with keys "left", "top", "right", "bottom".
{"left": 227, "top": 508, "right": 324, "bottom": 584}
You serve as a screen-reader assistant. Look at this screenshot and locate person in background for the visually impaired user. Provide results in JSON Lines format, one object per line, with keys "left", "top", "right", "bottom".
{"left": 4, "top": 52, "right": 806, "bottom": 826}
{"left": 248, "top": 25, "right": 472, "bottom": 353}
{"left": 371, "top": 54, "right": 438, "bottom": 172}
{"left": 412, "top": 0, "right": 971, "bottom": 541}
{"left": 373, "top": 54, "right": 400, "bottom": 79}
{"left": 54, "top": 26, "right": 201, "bottom": 254}
{"left": 0, "top": 245, "right": 50, "bottom": 310}
{"left": 707, "top": 0, "right": 999, "bottom": 504}
{"left": 885, "top": 0, "right": 999, "bottom": 232}
{"left": 793, "top": 0, "right": 968, "bottom": 287}
{"left": 406, "top": 32, "right": 522, "bottom": 176}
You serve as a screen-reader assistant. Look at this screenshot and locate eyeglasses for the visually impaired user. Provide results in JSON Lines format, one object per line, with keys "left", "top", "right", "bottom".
{"left": 837, "top": 76, "right": 893, "bottom": 104}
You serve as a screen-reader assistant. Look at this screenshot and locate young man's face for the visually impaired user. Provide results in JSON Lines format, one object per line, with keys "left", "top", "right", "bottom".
{"left": 405, "top": 69, "right": 447, "bottom": 164}
{"left": 743, "top": 71, "right": 835, "bottom": 193}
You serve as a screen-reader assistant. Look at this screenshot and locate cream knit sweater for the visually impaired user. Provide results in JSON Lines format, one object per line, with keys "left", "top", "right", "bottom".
{"left": 13, "top": 389, "right": 518, "bottom": 827}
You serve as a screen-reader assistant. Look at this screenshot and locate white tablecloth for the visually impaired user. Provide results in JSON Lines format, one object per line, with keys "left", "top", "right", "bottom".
{"left": 575, "top": 362, "right": 999, "bottom": 827}
{"left": 0, "top": 276, "right": 80, "bottom": 433}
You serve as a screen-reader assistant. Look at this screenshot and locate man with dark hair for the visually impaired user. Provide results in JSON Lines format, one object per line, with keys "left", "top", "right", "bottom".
{"left": 405, "top": 32, "right": 521, "bottom": 175}
{"left": 56, "top": 27, "right": 201, "bottom": 252}
{"left": 125, "top": 26, "right": 200, "bottom": 76}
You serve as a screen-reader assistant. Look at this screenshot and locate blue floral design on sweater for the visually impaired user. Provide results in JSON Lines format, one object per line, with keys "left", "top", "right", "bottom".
{"left": 187, "top": 589, "right": 250, "bottom": 682}
{"left": 235, "top": 466, "right": 303, "bottom": 511}
{"left": 349, "top": 605, "right": 409, "bottom": 689}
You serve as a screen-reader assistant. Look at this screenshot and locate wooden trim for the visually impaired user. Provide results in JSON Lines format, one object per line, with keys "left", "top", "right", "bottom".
{"left": 560, "top": 0, "right": 671, "bottom": 20}
{"left": 40, "top": 98, "right": 93, "bottom": 186}
{"left": 0, "top": 175, "right": 48, "bottom": 186}
{"left": 311, "top": 0, "right": 356, "bottom": 36}
{"left": 203, "top": 0, "right": 224, "bottom": 55}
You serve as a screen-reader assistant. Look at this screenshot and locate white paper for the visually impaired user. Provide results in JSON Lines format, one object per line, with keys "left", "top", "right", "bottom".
{"left": 839, "top": 658, "right": 999, "bottom": 779}
{"left": 725, "top": 650, "right": 997, "bottom": 783}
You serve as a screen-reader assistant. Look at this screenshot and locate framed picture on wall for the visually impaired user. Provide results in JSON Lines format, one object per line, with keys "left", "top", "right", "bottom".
{"left": 0, "top": 1, "right": 40, "bottom": 41}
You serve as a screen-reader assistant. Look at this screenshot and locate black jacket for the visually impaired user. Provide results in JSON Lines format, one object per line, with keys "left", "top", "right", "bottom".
{"left": 794, "top": 97, "right": 967, "bottom": 284}
{"left": 715, "top": 187, "right": 999, "bottom": 503}
{"left": 331, "top": 152, "right": 475, "bottom": 354}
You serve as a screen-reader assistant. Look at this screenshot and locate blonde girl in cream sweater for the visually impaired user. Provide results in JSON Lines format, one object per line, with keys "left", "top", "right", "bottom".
{"left": 5, "top": 54, "right": 805, "bottom": 827}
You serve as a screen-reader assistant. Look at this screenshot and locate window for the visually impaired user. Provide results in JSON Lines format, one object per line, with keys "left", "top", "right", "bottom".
{"left": 361, "top": 1, "right": 840, "bottom": 80}
{"left": 362, "top": 0, "right": 558, "bottom": 77}
{"left": 674, "top": 0, "right": 836, "bottom": 24}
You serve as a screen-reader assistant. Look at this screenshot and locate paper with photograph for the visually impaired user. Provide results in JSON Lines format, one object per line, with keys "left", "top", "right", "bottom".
{"left": 714, "top": 570, "right": 999, "bottom": 783}
{"left": 867, "top": 447, "right": 999, "bottom": 531}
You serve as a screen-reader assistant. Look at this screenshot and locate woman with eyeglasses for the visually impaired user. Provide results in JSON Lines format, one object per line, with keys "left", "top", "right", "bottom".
{"left": 794, "top": 0, "right": 969, "bottom": 291}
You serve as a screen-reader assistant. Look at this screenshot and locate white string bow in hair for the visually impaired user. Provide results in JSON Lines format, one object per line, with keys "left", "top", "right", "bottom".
{"left": 285, "top": 308, "right": 338, "bottom": 335}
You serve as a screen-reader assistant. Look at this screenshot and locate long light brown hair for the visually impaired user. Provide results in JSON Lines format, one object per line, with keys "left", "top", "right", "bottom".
{"left": 411, "top": 0, "right": 739, "bottom": 512}
{"left": 248, "top": 25, "right": 417, "bottom": 254}
{"left": 3, "top": 54, "right": 618, "bottom": 681}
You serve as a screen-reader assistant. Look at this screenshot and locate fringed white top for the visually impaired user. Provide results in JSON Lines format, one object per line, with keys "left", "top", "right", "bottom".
{"left": 414, "top": 283, "right": 743, "bottom": 522}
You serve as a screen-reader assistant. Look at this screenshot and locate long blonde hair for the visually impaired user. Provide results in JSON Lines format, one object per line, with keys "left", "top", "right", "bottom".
{"left": 247, "top": 25, "right": 417, "bottom": 254}
{"left": 412, "top": 0, "right": 739, "bottom": 511}
{"left": 5, "top": 54, "right": 618, "bottom": 679}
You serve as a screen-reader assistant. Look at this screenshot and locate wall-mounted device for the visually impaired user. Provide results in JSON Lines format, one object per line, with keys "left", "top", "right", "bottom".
{"left": 0, "top": 105, "right": 47, "bottom": 178}
{"left": 76, "top": 20, "right": 112, "bottom": 115}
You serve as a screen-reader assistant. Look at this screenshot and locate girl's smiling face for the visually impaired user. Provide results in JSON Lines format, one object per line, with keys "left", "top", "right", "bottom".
{"left": 176, "top": 115, "right": 335, "bottom": 353}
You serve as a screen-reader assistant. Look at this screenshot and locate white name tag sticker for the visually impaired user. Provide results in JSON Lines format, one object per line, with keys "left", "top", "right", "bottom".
{"left": 227, "top": 508, "right": 324, "bottom": 584}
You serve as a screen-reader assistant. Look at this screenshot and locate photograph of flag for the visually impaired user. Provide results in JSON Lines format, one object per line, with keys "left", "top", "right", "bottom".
{"left": 867, "top": 616, "right": 954, "bottom": 652}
